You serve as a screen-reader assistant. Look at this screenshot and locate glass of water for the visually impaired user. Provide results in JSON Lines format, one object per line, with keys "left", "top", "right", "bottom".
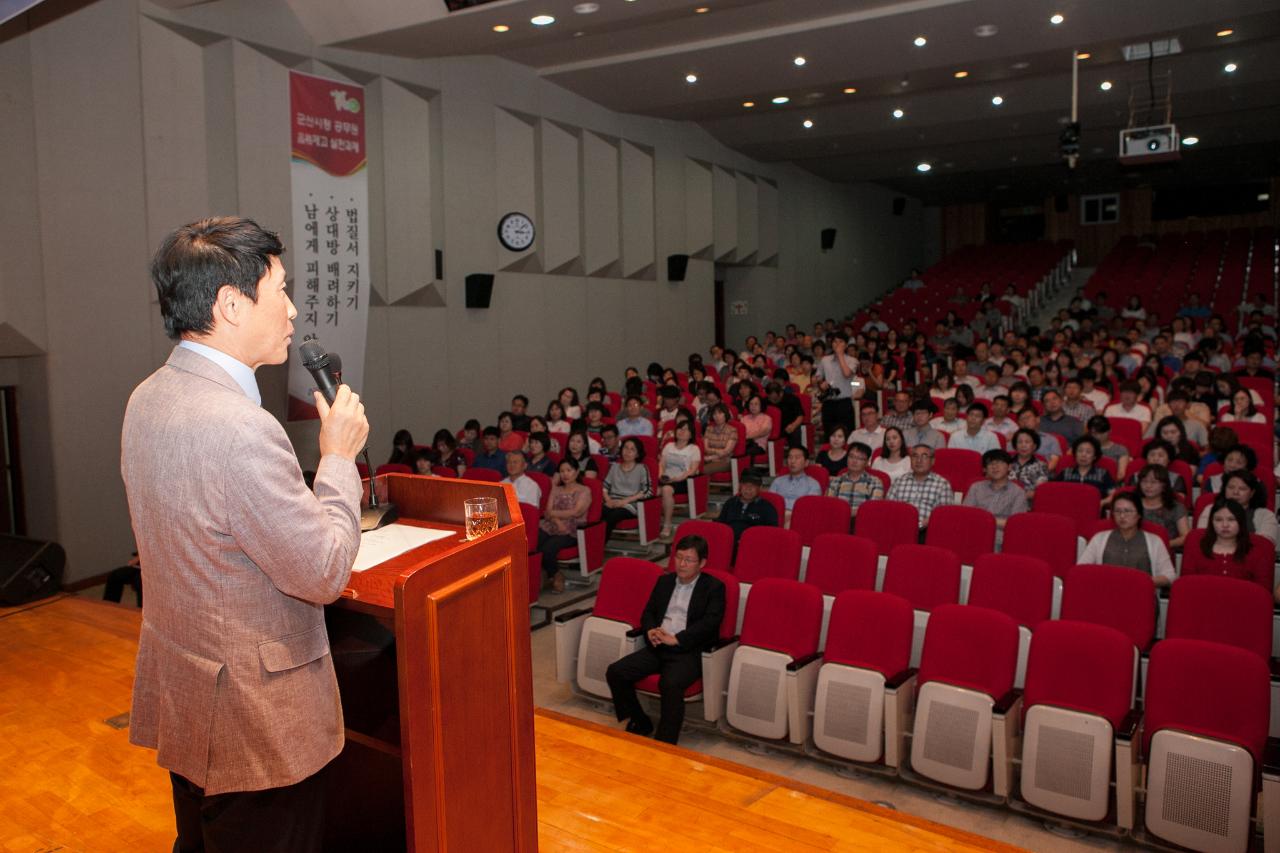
{"left": 464, "top": 497, "right": 499, "bottom": 540}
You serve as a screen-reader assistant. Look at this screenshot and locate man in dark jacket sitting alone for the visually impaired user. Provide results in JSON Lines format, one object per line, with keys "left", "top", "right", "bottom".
{"left": 714, "top": 469, "right": 778, "bottom": 560}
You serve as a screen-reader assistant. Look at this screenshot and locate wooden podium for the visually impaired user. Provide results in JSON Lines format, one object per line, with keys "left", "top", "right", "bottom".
{"left": 323, "top": 474, "right": 537, "bottom": 852}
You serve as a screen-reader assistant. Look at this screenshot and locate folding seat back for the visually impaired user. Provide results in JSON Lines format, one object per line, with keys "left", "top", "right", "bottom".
{"left": 1032, "top": 482, "right": 1101, "bottom": 528}
{"left": 803, "top": 533, "right": 877, "bottom": 595}
{"left": 759, "top": 491, "right": 786, "bottom": 524}
{"left": 1019, "top": 620, "right": 1135, "bottom": 821}
{"left": 525, "top": 471, "right": 552, "bottom": 510}
{"left": 924, "top": 505, "right": 996, "bottom": 566}
{"left": 1142, "top": 639, "right": 1270, "bottom": 853}
{"left": 666, "top": 520, "right": 735, "bottom": 573}
{"left": 1107, "top": 419, "right": 1145, "bottom": 460}
{"left": 606, "top": 458, "right": 661, "bottom": 545}
{"left": 1001, "top": 510, "right": 1078, "bottom": 617}
{"left": 1060, "top": 564, "right": 1156, "bottom": 653}
{"left": 375, "top": 462, "right": 413, "bottom": 476}
{"left": 852, "top": 500, "right": 918, "bottom": 557}
{"left": 558, "top": 557, "right": 662, "bottom": 697}
{"left": 1182, "top": 529, "right": 1276, "bottom": 593}
{"left": 1165, "top": 575, "right": 1273, "bottom": 662}
{"left": 725, "top": 579, "right": 824, "bottom": 740}
{"left": 910, "top": 604, "right": 1020, "bottom": 790}
{"left": 733, "top": 526, "right": 802, "bottom": 584}
{"left": 882, "top": 544, "right": 962, "bottom": 667}
{"left": 933, "top": 448, "right": 982, "bottom": 495}
{"left": 789, "top": 495, "right": 851, "bottom": 548}
{"left": 519, "top": 503, "right": 542, "bottom": 606}
{"left": 812, "top": 590, "right": 915, "bottom": 762}
{"left": 967, "top": 553, "right": 1054, "bottom": 687}
{"left": 462, "top": 466, "right": 503, "bottom": 482}
{"left": 430, "top": 465, "right": 459, "bottom": 478}
{"left": 559, "top": 476, "right": 607, "bottom": 577}
{"left": 802, "top": 465, "right": 831, "bottom": 495}
{"left": 707, "top": 421, "right": 749, "bottom": 492}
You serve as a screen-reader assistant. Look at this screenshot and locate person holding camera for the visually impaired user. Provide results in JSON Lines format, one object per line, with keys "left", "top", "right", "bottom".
{"left": 815, "top": 334, "right": 863, "bottom": 439}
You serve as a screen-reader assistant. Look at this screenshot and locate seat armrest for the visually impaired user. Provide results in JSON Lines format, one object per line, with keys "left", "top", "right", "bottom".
{"left": 992, "top": 688, "right": 1022, "bottom": 715}
{"left": 786, "top": 651, "right": 822, "bottom": 672}
{"left": 1116, "top": 708, "right": 1143, "bottom": 743}
{"left": 885, "top": 667, "right": 918, "bottom": 689}
{"left": 707, "top": 634, "right": 740, "bottom": 651}
{"left": 625, "top": 627, "right": 645, "bottom": 638}
{"left": 1270, "top": 657, "right": 1280, "bottom": 680}
{"left": 700, "top": 640, "right": 739, "bottom": 723}
{"left": 555, "top": 608, "right": 593, "bottom": 624}
{"left": 1264, "top": 737, "right": 1280, "bottom": 776}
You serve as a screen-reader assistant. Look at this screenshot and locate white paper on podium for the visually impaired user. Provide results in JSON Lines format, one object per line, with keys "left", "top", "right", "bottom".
{"left": 352, "top": 523, "right": 455, "bottom": 572}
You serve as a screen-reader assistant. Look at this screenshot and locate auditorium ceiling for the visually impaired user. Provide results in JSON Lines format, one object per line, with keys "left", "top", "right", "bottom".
{"left": 297, "top": 0, "right": 1280, "bottom": 204}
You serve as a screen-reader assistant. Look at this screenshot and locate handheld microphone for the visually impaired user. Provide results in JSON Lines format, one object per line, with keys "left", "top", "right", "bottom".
{"left": 298, "top": 336, "right": 397, "bottom": 532}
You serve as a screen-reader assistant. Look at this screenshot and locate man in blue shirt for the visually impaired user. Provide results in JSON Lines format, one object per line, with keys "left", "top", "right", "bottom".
{"left": 471, "top": 426, "right": 507, "bottom": 472}
{"left": 769, "top": 445, "right": 822, "bottom": 524}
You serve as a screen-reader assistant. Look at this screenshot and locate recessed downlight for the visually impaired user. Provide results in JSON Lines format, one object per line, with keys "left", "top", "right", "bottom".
{"left": 530, "top": 14, "right": 555, "bottom": 26}
{"left": 1050, "top": 13, "right": 1064, "bottom": 24}
{"left": 892, "top": 108, "right": 905, "bottom": 118}
{"left": 793, "top": 56, "right": 807, "bottom": 66}
{"left": 685, "top": 73, "right": 698, "bottom": 83}
{"left": 1182, "top": 136, "right": 1199, "bottom": 145}
{"left": 802, "top": 119, "right": 814, "bottom": 129}
{"left": 842, "top": 87, "right": 858, "bottom": 94}
{"left": 572, "top": 2, "right": 599, "bottom": 13}
{"left": 695, "top": 6, "right": 710, "bottom": 12}
{"left": 1075, "top": 52, "right": 1091, "bottom": 59}
{"left": 1224, "top": 62, "right": 1238, "bottom": 73}
{"left": 953, "top": 70, "right": 969, "bottom": 78}
{"left": 1100, "top": 80, "right": 1113, "bottom": 91}
{"left": 492, "top": 24, "right": 510, "bottom": 32}
{"left": 916, "top": 162, "right": 932, "bottom": 172}
{"left": 991, "top": 95, "right": 1004, "bottom": 105}
{"left": 1217, "top": 28, "right": 1233, "bottom": 37}
{"left": 771, "top": 96, "right": 790, "bottom": 104}
{"left": 742, "top": 101, "right": 755, "bottom": 108}
{"left": 913, "top": 35, "right": 927, "bottom": 47}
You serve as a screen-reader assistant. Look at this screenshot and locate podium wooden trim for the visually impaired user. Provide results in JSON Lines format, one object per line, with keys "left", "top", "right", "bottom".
{"left": 326, "top": 474, "right": 536, "bottom": 852}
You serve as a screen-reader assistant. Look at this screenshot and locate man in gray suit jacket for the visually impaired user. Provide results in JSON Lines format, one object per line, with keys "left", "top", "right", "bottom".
{"left": 121, "top": 217, "right": 369, "bottom": 853}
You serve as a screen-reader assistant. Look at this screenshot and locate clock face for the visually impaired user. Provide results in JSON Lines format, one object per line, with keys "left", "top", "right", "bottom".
{"left": 498, "top": 212, "right": 535, "bottom": 252}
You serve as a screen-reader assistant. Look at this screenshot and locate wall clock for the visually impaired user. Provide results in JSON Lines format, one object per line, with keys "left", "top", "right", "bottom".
{"left": 497, "top": 212, "right": 535, "bottom": 252}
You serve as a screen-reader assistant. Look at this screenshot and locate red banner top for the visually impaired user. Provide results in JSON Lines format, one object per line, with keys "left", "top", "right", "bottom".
{"left": 289, "top": 71, "right": 366, "bottom": 178}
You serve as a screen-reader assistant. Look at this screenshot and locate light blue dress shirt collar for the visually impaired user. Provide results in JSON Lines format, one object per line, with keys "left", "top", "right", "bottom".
{"left": 177, "top": 340, "right": 262, "bottom": 407}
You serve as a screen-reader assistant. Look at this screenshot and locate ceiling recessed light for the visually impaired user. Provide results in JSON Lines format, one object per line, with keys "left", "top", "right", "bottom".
{"left": 771, "top": 96, "right": 790, "bottom": 104}
{"left": 1011, "top": 61, "right": 1030, "bottom": 70}
{"left": 916, "top": 162, "right": 932, "bottom": 172}
{"left": 1075, "top": 52, "right": 1091, "bottom": 59}
{"left": 892, "top": 108, "right": 905, "bottom": 118}
{"left": 793, "top": 56, "right": 807, "bottom": 67}
{"left": 742, "top": 101, "right": 755, "bottom": 108}
{"left": 530, "top": 14, "right": 555, "bottom": 26}
{"left": 991, "top": 95, "right": 1004, "bottom": 105}
{"left": 953, "top": 70, "right": 969, "bottom": 78}
{"left": 572, "top": 2, "right": 599, "bottom": 13}
{"left": 1216, "top": 28, "right": 1233, "bottom": 37}
{"left": 1100, "top": 80, "right": 1113, "bottom": 91}
{"left": 974, "top": 24, "right": 998, "bottom": 37}
{"left": 802, "top": 119, "right": 814, "bottom": 129}
{"left": 1050, "top": 13, "right": 1064, "bottom": 24}
{"left": 1182, "top": 136, "right": 1199, "bottom": 145}
{"left": 842, "top": 87, "right": 857, "bottom": 94}
{"left": 492, "top": 24, "right": 510, "bottom": 32}
{"left": 1224, "top": 62, "right": 1238, "bottom": 73}
{"left": 913, "top": 35, "right": 927, "bottom": 47}
{"left": 685, "top": 73, "right": 698, "bottom": 83}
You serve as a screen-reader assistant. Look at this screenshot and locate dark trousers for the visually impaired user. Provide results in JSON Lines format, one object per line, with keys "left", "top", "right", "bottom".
{"left": 170, "top": 767, "right": 325, "bottom": 853}
{"left": 536, "top": 530, "right": 576, "bottom": 577}
{"left": 103, "top": 565, "right": 142, "bottom": 606}
{"left": 820, "top": 397, "right": 854, "bottom": 437}
{"left": 606, "top": 643, "right": 702, "bottom": 744}
{"left": 601, "top": 506, "right": 635, "bottom": 540}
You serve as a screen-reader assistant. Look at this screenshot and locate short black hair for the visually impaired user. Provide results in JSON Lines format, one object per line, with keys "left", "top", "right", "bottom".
{"left": 512, "top": 394, "right": 529, "bottom": 406}
{"left": 674, "top": 534, "right": 709, "bottom": 561}
{"left": 739, "top": 469, "right": 764, "bottom": 486}
{"left": 151, "top": 216, "right": 284, "bottom": 340}
{"left": 601, "top": 424, "right": 619, "bottom": 437}
{"left": 982, "top": 448, "right": 1012, "bottom": 467}
{"left": 482, "top": 426, "right": 501, "bottom": 438}
{"left": 619, "top": 436, "right": 646, "bottom": 461}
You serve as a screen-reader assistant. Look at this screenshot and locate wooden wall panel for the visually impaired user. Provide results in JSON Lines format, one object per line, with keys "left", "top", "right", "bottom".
{"left": 713, "top": 165, "right": 737, "bottom": 262}
{"left": 620, "top": 140, "right": 655, "bottom": 278}
{"left": 736, "top": 172, "right": 759, "bottom": 262}
{"left": 378, "top": 79, "right": 434, "bottom": 303}
{"left": 538, "top": 119, "right": 581, "bottom": 274}
{"left": 684, "top": 158, "right": 713, "bottom": 256}
{"left": 757, "top": 179, "right": 779, "bottom": 263}
{"left": 581, "top": 131, "right": 620, "bottom": 276}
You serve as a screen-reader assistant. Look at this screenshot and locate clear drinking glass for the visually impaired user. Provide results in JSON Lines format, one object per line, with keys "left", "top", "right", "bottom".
{"left": 464, "top": 497, "right": 499, "bottom": 540}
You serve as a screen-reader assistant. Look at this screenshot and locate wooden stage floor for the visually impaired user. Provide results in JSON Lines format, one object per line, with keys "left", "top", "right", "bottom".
{"left": 0, "top": 595, "right": 1020, "bottom": 852}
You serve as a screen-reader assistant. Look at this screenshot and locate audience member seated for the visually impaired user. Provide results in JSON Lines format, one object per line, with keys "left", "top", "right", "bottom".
{"left": 902, "top": 401, "right": 945, "bottom": 450}
{"left": 739, "top": 394, "right": 772, "bottom": 456}
{"left": 598, "top": 424, "right": 622, "bottom": 462}
{"left": 1086, "top": 415, "right": 1131, "bottom": 481}
{"left": 606, "top": 534, "right": 726, "bottom": 745}
{"left": 770, "top": 445, "right": 823, "bottom": 523}
{"left": 826, "top": 441, "right": 883, "bottom": 518}
{"left": 881, "top": 390, "right": 913, "bottom": 431}
{"left": 388, "top": 429, "right": 415, "bottom": 466}
{"left": 496, "top": 412, "right": 524, "bottom": 453}
{"left": 1183, "top": 498, "right": 1273, "bottom": 590}
{"left": 1136, "top": 440, "right": 1187, "bottom": 498}
{"left": 1060, "top": 377, "right": 1096, "bottom": 422}
{"left": 1146, "top": 390, "right": 1208, "bottom": 446}
{"left": 562, "top": 431, "right": 600, "bottom": 479}
{"left": 700, "top": 404, "right": 737, "bottom": 475}
{"left": 1009, "top": 427, "right": 1051, "bottom": 499}
{"left": 1079, "top": 491, "right": 1175, "bottom": 587}
{"left": 716, "top": 470, "right": 777, "bottom": 555}
{"left": 508, "top": 395, "right": 532, "bottom": 431}
{"left": 872, "top": 426, "right": 912, "bottom": 481}
{"left": 536, "top": 458, "right": 591, "bottom": 593}
{"left": 471, "top": 426, "right": 507, "bottom": 473}
{"left": 1195, "top": 471, "right": 1278, "bottom": 544}
{"left": 1104, "top": 380, "right": 1153, "bottom": 431}
{"left": 963, "top": 449, "right": 1029, "bottom": 537}
{"left": 525, "top": 432, "right": 556, "bottom": 476}
{"left": 432, "top": 428, "right": 466, "bottom": 474}
{"left": 581, "top": 402, "right": 609, "bottom": 440}
{"left": 885, "top": 444, "right": 955, "bottom": 530}
{"left": 766, "top": 381, "right": 806, "bottom": 448}
{"left": 407, "top": 449, "right": 433, "bottom": 475}
{"left": 658, "top": 421, "right": 702, "bottom": 540}
{"left": 949, "top": 404, "right": 1000, "bottom": 453}
{"left": 850, "top": 402, "right": 886, "bottom": 451}
{"left": 501, "top": 451, "right": 542, "bottom": 507}
{"left": 1221, "top": 386, "right": 1266, "bottom": 424}
{"left": 1038, "top": 389, "right": 1084, "bottom": 444}
{"left": 527, "top": 416, "right": 560, "bottom": 453}
{"left": 814, "top": 425, "right": 850, "bottom": 476}
{"left": 616, "top": 395, "right": 654, "bottom": 438}
{"left": 984, "top": 396, "right": 1018, "bottom": 439}
{"left": 930, "top": 398, "right": 965, "bottom": 436}
{"left": 1055, "top": 435, "right": 1117, "bottom": 506}
{"left": 558, "top": 387, "right": 583, "bottom": 421}
{"left": 545, "top": 399, "right": 573, "bottom": 437}
{"left": 1136, "top": 464, "right": 1190, "bottom": 549}
{"left": 1206, "top": 444, "right": 1258, "bottom": 494}
{"left": 601, "top": 437, "right": 653, "bottom": 540}
{"left": 656, "top": 385, "right": 682, "bottom": 425}
{"left": 974, "top": 366, "right": 1005, "bottom": 402}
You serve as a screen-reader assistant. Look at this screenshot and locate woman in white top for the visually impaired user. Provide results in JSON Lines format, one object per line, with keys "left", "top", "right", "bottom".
{"left": 1078, "top": 492, "right": 1176, "bottom": 587}
{"left": 871, "top": 426, "right": 912, "bottom": 482}
{"left": 1195, "top": 470, "right": 1279, "bottom": 544}
{"left": 558, "top": 387, "right": 583, "bottom": 421}
{"left": 930, "top": 371, "right": 958, "bottom": 400}
{"left": 544, "top": 400, "right": 572, "bottom": 437}
{"left": 1220, "top": 388, "right": 1266, "bottom": 424}
{"left": 658, "top": 420, "right": 702, "bottom": 540}
{"left": 1120, "top": 296, "right": 1147, "bottom": 320}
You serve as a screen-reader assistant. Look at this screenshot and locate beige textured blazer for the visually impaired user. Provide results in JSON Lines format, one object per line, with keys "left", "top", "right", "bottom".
{"left": 121, "top": 346, "right": 361, "bottom": 794}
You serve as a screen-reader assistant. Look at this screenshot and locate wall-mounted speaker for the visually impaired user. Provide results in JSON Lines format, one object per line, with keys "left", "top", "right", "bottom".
{"left": 465, "top": 273, "right": 494, "bottom": 309}
{"left": 434, "top": 249, "right": 444, "bottom": 281}
{"left": 892, "top": 197, "right": 907, "bottom": 216}
{"left": 820, "top": 228, "right": 837, "bottom": 251}
{"left": 667, "top": 254, "right": 689, "bottom": 282}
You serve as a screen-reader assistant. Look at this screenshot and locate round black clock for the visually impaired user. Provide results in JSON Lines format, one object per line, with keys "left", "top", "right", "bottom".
{"left": 497, "top": 212, "right": 535, "bottom": 252}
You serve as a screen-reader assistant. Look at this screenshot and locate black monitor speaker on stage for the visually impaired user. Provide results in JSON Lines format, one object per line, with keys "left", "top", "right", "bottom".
{"left": 465, "top": 274, "right": 494, "bottom": 309}
{"left": 0, "top": 535, "right": 65, "bottom": 606}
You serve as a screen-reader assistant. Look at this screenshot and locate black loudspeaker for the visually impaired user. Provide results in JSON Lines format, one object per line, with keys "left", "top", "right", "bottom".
{"left": 892, "top": 197, "right": 907, "bottom": 216}
{"left": 464, "top": 273, "right": 494, "bottom": 309}
{"left": 667, "top": 254, "right": 689, "bottom": 282}
{"left": 434, "top": 249, "right": 443, "bottom": 281}
{"left": 1054, "top": 194, "right": 1069, "bottom": 213}
{"left": 820, "top": 228, "right": 837, "bottom": 251}
{"left": 0, "top": 534, "right": 65, "bottom": 606}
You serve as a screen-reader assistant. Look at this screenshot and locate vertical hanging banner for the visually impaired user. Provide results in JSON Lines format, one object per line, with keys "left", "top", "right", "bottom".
{"left": 286, "top": 70, "right": 370, "bottom": 420}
